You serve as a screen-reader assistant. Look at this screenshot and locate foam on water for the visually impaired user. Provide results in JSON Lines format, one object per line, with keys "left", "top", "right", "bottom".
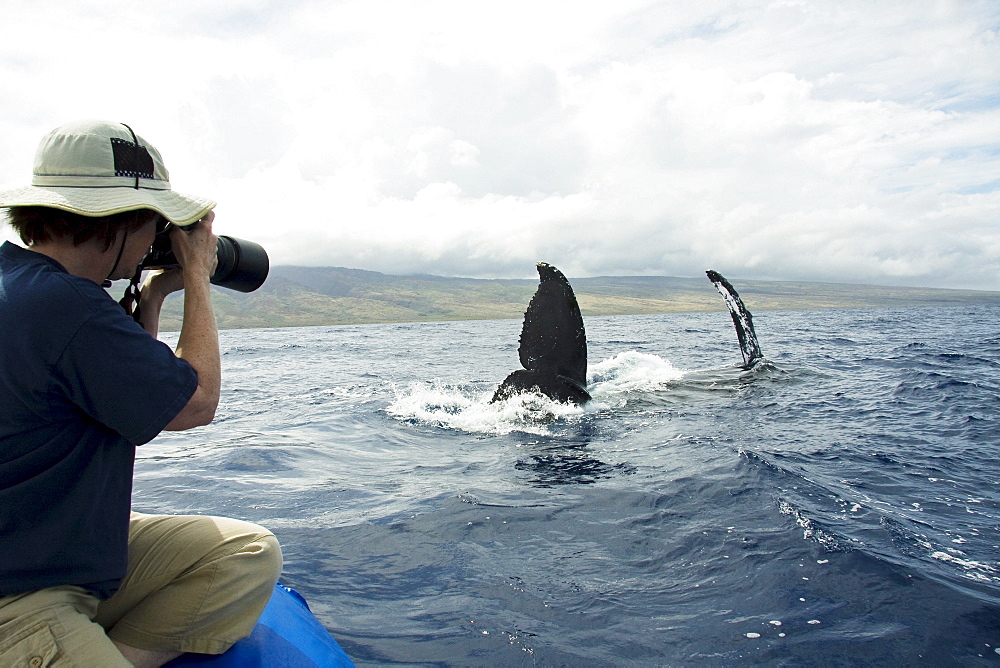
{"left": 384, "top": 350, "right": 691, "bottom": 434}
{"left": 588, "top": 350, "right": 688, "bottom": 395}
{"left": 385, "top": 380, "right": 584, "bottom": 435}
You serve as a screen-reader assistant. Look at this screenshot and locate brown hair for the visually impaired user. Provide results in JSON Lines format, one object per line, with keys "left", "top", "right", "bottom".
{"left": 6, "top": 206, "right": 161, "bottom": 251}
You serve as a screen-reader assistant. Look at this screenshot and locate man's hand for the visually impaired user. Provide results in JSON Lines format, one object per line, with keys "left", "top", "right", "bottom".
{"left": 168, "top": 210, "right": 219, "bottom": 283}
{"left": 140, "top": 267, "right": 184, "bottom": 303}
{"left": 137, "top": 211, "right": 218, "bottom": 337}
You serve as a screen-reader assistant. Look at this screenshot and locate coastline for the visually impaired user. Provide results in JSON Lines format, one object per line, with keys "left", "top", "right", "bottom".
{"left": 140, "top": 266, "right": 1000, "bottom": 331}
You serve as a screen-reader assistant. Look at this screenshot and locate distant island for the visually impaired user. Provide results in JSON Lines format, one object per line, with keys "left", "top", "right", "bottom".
{"left": 144, "top": 265, "right": 1000, "bottom": 331}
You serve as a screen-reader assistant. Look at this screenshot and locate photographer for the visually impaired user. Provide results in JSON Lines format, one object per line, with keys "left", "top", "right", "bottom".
{"left": 0, "top": 121, "right": 281, "bottom": 666}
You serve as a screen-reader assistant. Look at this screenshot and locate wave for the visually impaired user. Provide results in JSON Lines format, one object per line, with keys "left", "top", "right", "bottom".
{"left": 740, "top": 448, "right": 1000, "bottom": 604}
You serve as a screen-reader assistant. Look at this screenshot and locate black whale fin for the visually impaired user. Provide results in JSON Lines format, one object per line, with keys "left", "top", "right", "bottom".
{"left": 706, "top": 270, "right": 764, "bottom": 369}
{"left": 491, "top": 262, "right": 590, "bottom": 404}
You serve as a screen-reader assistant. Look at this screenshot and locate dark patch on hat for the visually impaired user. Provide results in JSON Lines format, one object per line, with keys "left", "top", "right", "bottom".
{"left": 111, "top": 137, "right": 154, "bottom": 179}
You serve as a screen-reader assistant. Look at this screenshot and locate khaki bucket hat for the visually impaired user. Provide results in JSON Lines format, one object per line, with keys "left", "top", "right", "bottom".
{"left": 0, "top": 120, "right": 215, "bottom": 226}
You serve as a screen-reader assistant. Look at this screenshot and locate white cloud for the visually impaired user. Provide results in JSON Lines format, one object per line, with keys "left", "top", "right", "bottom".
{"left": 2, "top": 0, "right": 999, "bottom": 289}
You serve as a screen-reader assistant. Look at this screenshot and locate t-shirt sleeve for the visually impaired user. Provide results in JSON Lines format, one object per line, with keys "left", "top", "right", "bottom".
{"left": 55, "top": 300, "right": 199, "bottom": 446}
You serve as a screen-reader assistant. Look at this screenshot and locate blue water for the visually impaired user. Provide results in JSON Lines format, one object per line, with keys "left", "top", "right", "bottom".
{"left": 136, "top": 305, "right": 1000, "bottom": 665}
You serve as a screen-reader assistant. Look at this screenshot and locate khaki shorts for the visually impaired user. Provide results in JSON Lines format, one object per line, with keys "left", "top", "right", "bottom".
{"left": 0, "top": 512, "right": 282, "bottom": 666}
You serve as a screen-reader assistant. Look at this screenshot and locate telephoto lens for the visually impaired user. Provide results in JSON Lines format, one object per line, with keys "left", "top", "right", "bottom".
{"left": 141, "top": 229, "right": 269, "bottom": 293}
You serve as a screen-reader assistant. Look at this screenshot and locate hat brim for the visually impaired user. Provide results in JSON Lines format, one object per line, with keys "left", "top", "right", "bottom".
{"left": 0, "top": 184, "right": 215, "bottom": 226}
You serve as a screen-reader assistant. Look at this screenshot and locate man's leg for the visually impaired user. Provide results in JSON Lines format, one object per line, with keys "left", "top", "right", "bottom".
{"left": 96, "top": 512, "right": 282, "bottom": 657}
{"left": 0, "top": 586, "right": 132, "bottom": 666}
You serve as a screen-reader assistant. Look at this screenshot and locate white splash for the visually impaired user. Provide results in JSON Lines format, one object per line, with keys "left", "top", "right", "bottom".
{"left": 588, "top": 351, "right": 687, "bottom": 395}
{"left": 385, "top": 351, "right": 688, "bottom": 434}
{"left": 385, "top": 380, "right": 584, "bottom": 436}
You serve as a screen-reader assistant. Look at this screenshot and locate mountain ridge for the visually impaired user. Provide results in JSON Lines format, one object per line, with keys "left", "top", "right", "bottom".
{"left": 144, "top": 265, "right": 1000, "bottom": 331}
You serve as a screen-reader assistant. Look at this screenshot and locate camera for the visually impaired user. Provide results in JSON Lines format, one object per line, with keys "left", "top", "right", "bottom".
{"left": 141, "top": 226, "right": 269, "bottom": 293}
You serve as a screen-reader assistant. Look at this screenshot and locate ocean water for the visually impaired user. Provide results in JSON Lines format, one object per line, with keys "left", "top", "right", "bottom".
{"left": 136, "top": 304, "right": 1000, "bottom": 666}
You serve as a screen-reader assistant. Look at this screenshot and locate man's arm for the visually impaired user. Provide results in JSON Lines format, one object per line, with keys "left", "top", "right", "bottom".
{"left": 147, "top": 213, "right": 221, "bottom": 431}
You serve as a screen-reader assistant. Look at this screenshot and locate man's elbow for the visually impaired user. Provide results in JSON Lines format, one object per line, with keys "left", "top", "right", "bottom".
{"left": 164, "top": 388, "right": 219, "bottom": 430}
{"left": 185, "top": 405, "right": 217, "bottom": 428}
{"left": 164, "top": 407, "right": 216, "bottom": 431}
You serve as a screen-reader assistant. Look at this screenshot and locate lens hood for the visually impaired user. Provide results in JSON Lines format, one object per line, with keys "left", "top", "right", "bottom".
{"left": 213, "top": 236, "right": 269, "bottom": 292}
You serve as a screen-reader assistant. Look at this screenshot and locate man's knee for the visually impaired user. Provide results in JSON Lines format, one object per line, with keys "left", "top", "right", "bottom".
{"left": 212, "top": 516, "right": 283, "bottom": 578}
{"left": 237, "top": 529, "right": 283, "bottom": 591}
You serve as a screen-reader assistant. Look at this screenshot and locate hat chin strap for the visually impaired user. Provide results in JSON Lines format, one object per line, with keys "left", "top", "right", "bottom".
{"left": 104, "top": 223, "right": 150, "bottom": 324}
{"left": 107, "top": 229, "right": 147, "bottom": 323}
{"left": 102, "top": 229, "right": 129, "bottom": 288}
{"left": 118, "top": 265, "right": 144, "bottom": 323}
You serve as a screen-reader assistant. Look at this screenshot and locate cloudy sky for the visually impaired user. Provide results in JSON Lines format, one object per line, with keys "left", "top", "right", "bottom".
{"left": 2, "top": 0, "right": 998, "bottom": 289}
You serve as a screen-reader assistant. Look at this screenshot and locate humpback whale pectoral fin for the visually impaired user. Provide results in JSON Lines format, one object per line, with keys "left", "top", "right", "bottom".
{"left": 706, "top": 269, "right": 764, "bottom": 369}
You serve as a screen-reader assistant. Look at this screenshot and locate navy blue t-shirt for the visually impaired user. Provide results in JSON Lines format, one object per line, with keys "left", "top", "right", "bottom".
{"left": 0, "top": 241, "right": 198, "bottom": 597}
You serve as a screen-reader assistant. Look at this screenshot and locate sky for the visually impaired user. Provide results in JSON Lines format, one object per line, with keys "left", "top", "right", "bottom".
{"left": 1, "top": 0, "right": 999, "bottom": 289}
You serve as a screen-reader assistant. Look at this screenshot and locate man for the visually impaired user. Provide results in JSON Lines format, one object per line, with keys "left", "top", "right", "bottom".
{"left": 0, "top": 120, "right": 282, "bottom": 666}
